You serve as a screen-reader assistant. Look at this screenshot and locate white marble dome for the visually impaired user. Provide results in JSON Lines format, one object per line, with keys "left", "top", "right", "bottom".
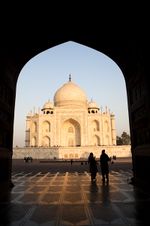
{"left": 54, "top": 80, "right": 87, "bottom": 107}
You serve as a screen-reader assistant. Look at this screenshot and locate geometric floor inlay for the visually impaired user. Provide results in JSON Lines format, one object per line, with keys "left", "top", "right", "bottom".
{"left": 0, "top": 164, "right": 149, "bottom": 226}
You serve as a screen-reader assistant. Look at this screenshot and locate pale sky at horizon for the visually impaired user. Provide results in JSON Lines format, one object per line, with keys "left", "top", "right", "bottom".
{"left": 13, "top": 41, "right": 130, "bottom": 147}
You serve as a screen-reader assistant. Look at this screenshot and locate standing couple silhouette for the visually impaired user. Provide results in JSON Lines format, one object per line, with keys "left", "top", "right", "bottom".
{"left": 88, "top": 149, "right": 111, "bottom": 183}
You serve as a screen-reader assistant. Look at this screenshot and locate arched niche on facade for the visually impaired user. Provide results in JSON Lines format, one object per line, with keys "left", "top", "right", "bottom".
{"left": 61, "top": 118, "right": 81, "bottom": 147}
{"left": 92, "top": 120, "right": 100, "bottom": 131}
{"left": 42, "top": 136, "right": 51, "bottom": 147}
{"left": 42, "top": 121, "right": 51, "bottom": 133}
{"left": 93, "top": 135, "right": 100, "bottom": 146}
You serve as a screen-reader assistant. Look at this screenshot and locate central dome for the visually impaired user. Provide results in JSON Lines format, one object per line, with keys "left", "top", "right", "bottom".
{"left": 54, "top": 80, "right": 87, "bottom": 107}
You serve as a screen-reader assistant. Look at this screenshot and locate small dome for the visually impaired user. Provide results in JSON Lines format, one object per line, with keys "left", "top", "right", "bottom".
{"left": 42, "top": 101, "right": 53, "bottom": 110}
{"left": 88, "top": 101, "right": 99, "bottom": 109}
{"left": 54, "top": 80, "right": 87, "bottom": 107}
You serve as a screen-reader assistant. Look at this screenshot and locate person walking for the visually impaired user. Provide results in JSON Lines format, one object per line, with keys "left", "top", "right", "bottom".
{"left": 70, "top": 159, "right": 73, "bottom": 165}
{"left": 88, "top": 152, "right": 98, "bottom": 182}
{"left": 100, "top": 149, "right": 111, "bottom": 183}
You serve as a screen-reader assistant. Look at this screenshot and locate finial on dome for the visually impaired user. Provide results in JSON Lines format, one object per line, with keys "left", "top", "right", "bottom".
{"left": 69, "top": 74, "right": 71, "bottom": 82}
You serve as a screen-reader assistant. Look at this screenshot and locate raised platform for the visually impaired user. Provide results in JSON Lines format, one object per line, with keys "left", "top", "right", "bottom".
{"left": 13, "top": 145, "right": 131, "bottom": 159}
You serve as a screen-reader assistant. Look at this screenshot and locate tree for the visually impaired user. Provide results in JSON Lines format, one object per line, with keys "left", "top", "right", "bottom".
{"left": 117, "top": 131, "right": 131, "bottom": 145}
{"left": 121, "top": 131, "right": 131, "bottom": 144}
{"left": 116, "top": 136, "right": 123, "bottom": 145}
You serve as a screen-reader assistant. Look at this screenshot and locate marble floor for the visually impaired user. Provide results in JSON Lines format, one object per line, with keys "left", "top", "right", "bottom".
{"left": 0, "top": 167, "right": 150, "bottom": 225}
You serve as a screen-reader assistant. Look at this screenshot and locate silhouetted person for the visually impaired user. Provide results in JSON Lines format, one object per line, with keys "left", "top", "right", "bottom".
{"left": 100, "top": 149, "right": 110, "bottom": 183}
{"left": 88, "top": 152, "right": 98, "bottom": 182}
{"left": 70, "top": 159, "right": 73, "bottom": 165}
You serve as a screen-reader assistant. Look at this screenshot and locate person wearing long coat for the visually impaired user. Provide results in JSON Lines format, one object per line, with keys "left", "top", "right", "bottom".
{"left": 88, "top": 152, "right": 98, "bottom": 182}
{"left": 100, "top": 149, "right": 110, "bottom": 183}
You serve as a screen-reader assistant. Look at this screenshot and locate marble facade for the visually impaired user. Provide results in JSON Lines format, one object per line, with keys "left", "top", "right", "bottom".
{"left": 25, "top": 77, "right": 116, "bottom": 150}
{"left": 13, "top": 76, "right": 131, "bottom": 159}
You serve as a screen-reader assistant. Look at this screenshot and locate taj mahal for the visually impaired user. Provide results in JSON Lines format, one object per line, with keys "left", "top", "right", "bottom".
{"left": 13, "top": 75, "right": 131, "bottom": 159}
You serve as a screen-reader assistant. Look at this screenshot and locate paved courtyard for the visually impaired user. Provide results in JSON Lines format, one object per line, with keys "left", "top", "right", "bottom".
{"left": 0, "top": 159, "right": 150, "bottom": 225}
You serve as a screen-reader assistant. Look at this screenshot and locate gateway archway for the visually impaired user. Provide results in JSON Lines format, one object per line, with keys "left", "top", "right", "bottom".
{"left": 0, "top": 32, "right": 148, "bottom": 196}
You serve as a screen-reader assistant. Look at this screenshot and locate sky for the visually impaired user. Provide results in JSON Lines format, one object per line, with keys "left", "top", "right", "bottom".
{"left": 13, "top": 41, "right": 130, "bottom": 147}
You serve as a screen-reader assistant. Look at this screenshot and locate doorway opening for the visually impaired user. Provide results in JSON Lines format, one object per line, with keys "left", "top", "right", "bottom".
{"left": 13, "top": 41, "right": 131, "bottom": 164}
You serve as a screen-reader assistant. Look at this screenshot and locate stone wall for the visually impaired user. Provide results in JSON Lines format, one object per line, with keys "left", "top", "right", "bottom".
{"left": 13, "top": 145, "right": 131, "bottom": 159}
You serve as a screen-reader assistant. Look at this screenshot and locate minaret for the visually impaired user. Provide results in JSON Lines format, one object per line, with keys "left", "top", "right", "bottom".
{"left": 69, "top": 74, "right": 71, "bottom": 82}
{"left": 110, "top": 113, "right": 116, "bottom": 145}
{"left": 25, "top": 113, "right": 31, "bottom": 147}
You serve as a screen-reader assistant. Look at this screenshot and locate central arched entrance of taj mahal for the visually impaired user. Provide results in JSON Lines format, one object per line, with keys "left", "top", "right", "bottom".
{"left": 61, "top": 119, "right": 81, "bottom": 147}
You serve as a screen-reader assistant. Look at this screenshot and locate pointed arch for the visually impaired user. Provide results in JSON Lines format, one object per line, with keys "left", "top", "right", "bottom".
{"left": 64, "top": 154, "right": 68, "bottom": 159}
{"left": 61, "top": 118, "right": 81, "bottom": 147}
{"left": 42, "top": 121, "right": 51, "bottom": 132}
{"left": 32, "top": 122, "right": 37, "bottom": 133}
{"left": 42, "top": 136, "right": 51, "bottom": 147}
{"left": 92, "top": 120, "right": 99, "bottom": 131}
{"left": 104, "top": 120, "right": 109, "bottom": 132}
{"left": 31, "top": 136, "right": 36, "bottom": 146}
{"left": 69, "top": 153, "right": 74, "bottom": 158}
{"left": 105, "top": 135, "right": 110, "bottom": 145}
{"left": 93, "top": 135, "right": 100, "bottom": 146}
